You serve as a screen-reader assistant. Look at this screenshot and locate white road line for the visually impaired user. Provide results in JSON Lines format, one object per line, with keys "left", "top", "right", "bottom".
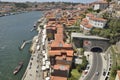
{"left": 90, "top": 53, "right": 98, "bottom": 80}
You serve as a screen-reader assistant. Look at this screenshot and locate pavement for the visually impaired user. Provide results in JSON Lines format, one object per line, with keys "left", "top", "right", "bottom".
{"left": 99, "top": 49, "right": 112, "bottom": 80}
{"left": 22, "top": 28, "right": 44, "bottom": 80}
{"left": 79, "top": 51, "right": 93, "bottom": 80}
{"left": 90, "top": 53, "right": 102, "bottom": 80}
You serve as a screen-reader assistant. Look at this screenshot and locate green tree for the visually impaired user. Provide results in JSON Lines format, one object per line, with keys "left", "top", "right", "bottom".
{"left": 111, "top": 66, "right": 117, "bottom": 77}
{"left": 103, "top": 12, "right": 110, "bottom": 19}
{"left": 77, "top": 56, "right": 88, "bottom": 72}
{"left": 69, "top": 75, "right": 77, "bottom": 80}
{"left": 15, "top": 3, "right": 29, "bottom": 8}
{"left": 90, "top": 18, "right": 120, "bottom": 44}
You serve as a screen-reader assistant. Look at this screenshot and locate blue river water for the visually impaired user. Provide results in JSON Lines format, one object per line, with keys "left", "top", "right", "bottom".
{"left": 0, "top": 11, "right": 43, "bottom": 80}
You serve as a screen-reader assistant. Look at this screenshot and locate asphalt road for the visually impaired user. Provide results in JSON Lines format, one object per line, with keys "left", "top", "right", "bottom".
{"left": 84, "top": 52, "right": 103, "bottom": 80}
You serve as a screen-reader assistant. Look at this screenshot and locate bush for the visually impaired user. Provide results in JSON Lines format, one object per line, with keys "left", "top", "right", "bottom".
{"left": 111, "top": 66, "right": 117, "bottom": 77}
{"left": 90, "top": 18, "right": 120, "bottom": 44}
{"left": 77, "top": 56, "right": 88, "bottom": 72}
{"left": 69, "top": 76, "right": 77, "bottom": 80}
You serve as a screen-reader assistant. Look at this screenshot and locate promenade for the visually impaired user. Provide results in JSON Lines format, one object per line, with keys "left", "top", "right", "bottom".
{"left": 22, "top": 19, "right": 50, "bottom": 80}
{"left": 22, "top": 29, "right": 43, "bottom": 80}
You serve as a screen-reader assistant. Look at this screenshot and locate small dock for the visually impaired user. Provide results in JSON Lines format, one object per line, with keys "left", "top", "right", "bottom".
{"left": 20, "top": 40, "right": 32, "bottom": 50}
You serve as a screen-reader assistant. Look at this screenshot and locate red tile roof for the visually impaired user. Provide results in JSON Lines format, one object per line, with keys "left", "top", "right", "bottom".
{"left": 86, "top": 13, "right": 94, "bottom": 18}
{"left": 56, "top": 56, "right": 73, "bottom": 61}
{"left": 46, "top": 10, "right": 74, "bottom": 79}
{"left": 81, "top": 18, "right": 93, "bottom": 29}
{"left": 49, "top": 50, "right": 73, "bottom": 56}
{"left": 90, "top": 17, "right": 107, "bottom": 22}
{"left": 80, "top": 13, "right": 107, "bottom": 29}
{"left": 53, "top": 64, "right": 70, "bottom": 70}
{"left": 51, "top": 76, "right": 67, "bottom": 80}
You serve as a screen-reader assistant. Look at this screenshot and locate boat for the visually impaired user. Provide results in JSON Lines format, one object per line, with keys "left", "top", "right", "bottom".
{"left": 13, "top": 61, "right": 23, "bottom": 75}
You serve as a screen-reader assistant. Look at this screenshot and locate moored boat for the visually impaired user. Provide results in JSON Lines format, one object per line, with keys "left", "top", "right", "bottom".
{"left": 13, "top": 61, "right": 23, "bottom": 75}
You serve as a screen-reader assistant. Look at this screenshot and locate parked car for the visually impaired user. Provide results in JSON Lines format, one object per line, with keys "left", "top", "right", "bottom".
{"left": 103, "top": 71, "right": 106, "bottom": 76}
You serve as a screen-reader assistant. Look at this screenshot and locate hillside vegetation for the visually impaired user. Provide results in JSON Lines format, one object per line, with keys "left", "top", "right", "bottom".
{"left": 91, "top": 18, "right": 120, "bottom": 44}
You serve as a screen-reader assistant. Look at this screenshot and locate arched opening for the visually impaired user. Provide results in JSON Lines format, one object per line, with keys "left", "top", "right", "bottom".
{"left": 91, "top": 47, "right": 103, "bottom": 52}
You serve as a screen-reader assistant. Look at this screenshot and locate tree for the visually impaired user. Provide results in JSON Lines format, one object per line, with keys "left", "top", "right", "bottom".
{"left": 69, "top": 75, "right": 77, "bottom": 80}
{"left": 103, "top": 12, "right": 110, "bottom": 19}
{"left": 15, "top": 3, "right": 29, "bottom": 8}
{"left": 111, "top": 66, "right": 117, "bottom": 77}
{"left": 90, "top": 18, "right": 120, "bottom": 44}
{"left": 77, "top": 56, "right": 88, "bottom": 72}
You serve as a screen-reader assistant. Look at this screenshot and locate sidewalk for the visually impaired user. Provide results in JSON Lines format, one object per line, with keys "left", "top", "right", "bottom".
{"left": 22, "top": 28, "right": 43, "bottom": 80}
{"left": 99, "top": 52, "right": 111, "bottom": 80}
{"left": 79, "top": 51, "right": 93, "bottom": 80}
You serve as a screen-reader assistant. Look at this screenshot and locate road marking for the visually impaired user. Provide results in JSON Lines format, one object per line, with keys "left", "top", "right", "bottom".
{"left": 90, "top": 53, "right": 98, "bottom": 80}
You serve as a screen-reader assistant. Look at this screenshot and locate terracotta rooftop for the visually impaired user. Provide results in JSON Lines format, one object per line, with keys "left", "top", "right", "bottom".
{"left": 50, "top": 40, "right": 72, "bottom": 47}
{"left": 49, "top": 50, "right": 73, "bottom": 56}
{"left": 81, "top": 18, "right": 93, "bottom": 29}
{"left": 85, "top": 23, "right": 93, "bottom": 28}
{"left": 82, "top": 18, "right": 89, "bottom": 23}
{"left": 81, "top": 23, "right": 93, "bottom": 29}
{"left": 53, "top": 64, "right": 70, "bottom": 70}
{"left": 90, "top": 17, "right": 107, "bottom": 22}
{"left": 49, "top": 24, "right": 73, "bottom": 48}
{"left": 47, "top": 10, "right": 74, "bottom": 80}
{"left": 51, "top": 76, "right": 67, "bottom": 80}
{"left": 46, "top": 23, "right": 57, "bottom": 30}
{"left": 86, "top": 13, "right": 94, "bottom": 18}
{"left": 56, "top": 56, "right": 73, "bottom": 61}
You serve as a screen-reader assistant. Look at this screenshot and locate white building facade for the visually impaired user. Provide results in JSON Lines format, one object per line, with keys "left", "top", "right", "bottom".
{"left": 80, "top": 13, "right": 107, "bottom": 33}
{"left": 93, "top": 1, "right": 108, "bottom": 10}
{"left": 89, "top": 18, "right": 107, "bottom": 28}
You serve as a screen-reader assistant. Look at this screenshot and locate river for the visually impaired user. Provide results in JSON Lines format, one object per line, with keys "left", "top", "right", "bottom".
{"left": 0, "top": 11, "right": 43, "bottom": 80}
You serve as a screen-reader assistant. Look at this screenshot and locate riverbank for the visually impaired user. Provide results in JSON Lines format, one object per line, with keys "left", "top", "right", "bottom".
{"left": 22, "top": 19, "right": 43, "bottom": 80}
{"left": 0, "top": 11, "right": 29, "bottom": 17}
{"left": 0, "top": 11, "right": 42, "bottom": 80}
{"left": 29, "top": 17, "right": 45, "bottom": 53}
{"left": 22, "top": 16, "right": 50, "bottom": 80}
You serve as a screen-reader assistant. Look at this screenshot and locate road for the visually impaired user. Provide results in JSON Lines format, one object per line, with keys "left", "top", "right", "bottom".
{"left": 84, "top": 52, "right": 103, "bottom": 80}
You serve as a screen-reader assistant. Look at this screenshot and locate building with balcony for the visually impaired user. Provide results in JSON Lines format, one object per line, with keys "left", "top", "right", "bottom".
{"left": 80, "top": 13, "right": 107, "bottom": 34}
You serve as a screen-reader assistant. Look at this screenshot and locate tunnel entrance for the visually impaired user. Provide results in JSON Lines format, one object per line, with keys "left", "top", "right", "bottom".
{"left": 91, "top": 47, "right": 103, "bottom": 52}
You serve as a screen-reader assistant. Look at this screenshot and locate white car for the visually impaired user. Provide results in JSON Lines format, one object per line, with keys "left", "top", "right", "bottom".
{"left": 95, "top": 72, "right": 99, "bottom": 75}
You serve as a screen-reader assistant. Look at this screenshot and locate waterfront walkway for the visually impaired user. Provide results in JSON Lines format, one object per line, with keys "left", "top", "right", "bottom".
{"left": 22, "top": 30, "right": 43, "bottom": 80}
{"left": 22, "top": 22, "right": 50, "bottom": 80}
